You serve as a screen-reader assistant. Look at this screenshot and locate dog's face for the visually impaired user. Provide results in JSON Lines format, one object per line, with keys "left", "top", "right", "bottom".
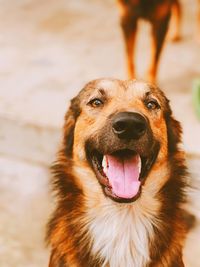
{"left": 64, "top": 78, "right": 181, "bottom": 203}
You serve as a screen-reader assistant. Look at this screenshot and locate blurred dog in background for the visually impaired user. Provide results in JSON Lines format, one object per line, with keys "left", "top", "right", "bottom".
{"left": 198, "top": 0, "right": 200, "bottom": 41}
{"left": 117, "top": 0, "right": 181, "bottom": 83}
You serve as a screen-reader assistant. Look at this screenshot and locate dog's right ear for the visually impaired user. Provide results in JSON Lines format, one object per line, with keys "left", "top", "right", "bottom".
{"left": 63, "top": 96, "right": 80, "bottom": 157}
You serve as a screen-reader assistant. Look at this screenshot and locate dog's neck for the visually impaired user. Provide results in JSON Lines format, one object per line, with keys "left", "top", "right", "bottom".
{"left": 86, "top": 199, "right": 157, "bottom": 267}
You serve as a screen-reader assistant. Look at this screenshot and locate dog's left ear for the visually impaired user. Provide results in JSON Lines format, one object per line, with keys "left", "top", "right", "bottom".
{"left": 63, "top": 96, "right": 80, "bottom": 157}
{"left": 165, "top": 110, "right": 182, "bottom": 154}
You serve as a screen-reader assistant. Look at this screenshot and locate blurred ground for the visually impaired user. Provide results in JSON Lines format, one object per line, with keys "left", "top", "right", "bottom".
{"left": 0, "top": 0, "right": 200, "bottom": 266}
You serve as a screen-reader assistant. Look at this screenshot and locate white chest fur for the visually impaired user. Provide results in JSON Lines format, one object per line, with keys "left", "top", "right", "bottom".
{"left": 87, "top": 201, "right": 155, "bottom": 267}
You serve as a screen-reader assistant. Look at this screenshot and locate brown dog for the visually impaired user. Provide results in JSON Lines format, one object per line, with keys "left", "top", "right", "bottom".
{"left": 117, "top": 0, "right": 181, "bottom": 82}
{"left": 197, "top": 0, "right": 200, "bottom": 41}
{"left": 47, "top": 78, "right": 187, "bottom": 267}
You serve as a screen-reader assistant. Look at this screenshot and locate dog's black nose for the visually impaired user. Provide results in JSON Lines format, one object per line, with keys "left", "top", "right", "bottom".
{"left": 112, "top": 112, "right": 147, "bottom": 139}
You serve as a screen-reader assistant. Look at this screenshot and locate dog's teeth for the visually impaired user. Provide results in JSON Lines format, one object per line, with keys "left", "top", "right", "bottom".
{"left": 102, "top": 156, "right": 106, "bottom": 169}
{"left": 138, "top": 156, "right": 142, "bottom": 174}
{"left": 102, "top": 156, "right": 108, "bottom": 172}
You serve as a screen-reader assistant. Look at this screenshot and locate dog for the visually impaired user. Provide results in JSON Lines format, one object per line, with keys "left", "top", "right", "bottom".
{"left": 198, "top": 0, "right": 200, "bottom": 41}
{"left": 47, "top": 78, "right": 188, "bottom": 267}
{"left": 117, "top": 0, "right": 181, "bottom": 82}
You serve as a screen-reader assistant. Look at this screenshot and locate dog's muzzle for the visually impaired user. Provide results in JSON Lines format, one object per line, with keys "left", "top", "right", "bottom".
{"left": 85, "top": 111, "right": 160, "bottom": 203}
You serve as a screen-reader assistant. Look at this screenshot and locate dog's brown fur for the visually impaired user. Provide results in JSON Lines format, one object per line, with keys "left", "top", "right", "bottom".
{"left": 117, "top": 0, "right": 181, "bottom": 82}
{"left": 197, "top": 0, "right": 200, "bottom": 41}
{"left": 47, "top": 78, "right": 187, "bottom": 267}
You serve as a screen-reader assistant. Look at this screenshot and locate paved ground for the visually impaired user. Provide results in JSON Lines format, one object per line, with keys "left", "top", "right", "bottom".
{"left": 0, "top": 0, "right": 200, "bottom": 266}
{"left": 0, "top": 156, "right": 51, "bottom": 267}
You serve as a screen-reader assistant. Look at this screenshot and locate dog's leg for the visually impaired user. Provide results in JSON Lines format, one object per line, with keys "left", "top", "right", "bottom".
{"left": 147, "top": 15, "right": 170, "bottom": 83}
{"left": 120, "top": 14, "right": 138, "bottom": 79}
{"left": 197, "top": 0, "right": 200, "bottom": 42}
{"left": 168, "top": 0, "right": 182, "bottom": 42}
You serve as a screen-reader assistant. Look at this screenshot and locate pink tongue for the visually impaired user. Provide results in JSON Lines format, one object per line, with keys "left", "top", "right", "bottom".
{"left": 103, "top": 154, "right": 141, "bottom": 199}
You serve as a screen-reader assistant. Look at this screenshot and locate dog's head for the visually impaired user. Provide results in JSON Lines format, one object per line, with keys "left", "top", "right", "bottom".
{"left": 63, "top": 78, "right": 182, "bottom": 203}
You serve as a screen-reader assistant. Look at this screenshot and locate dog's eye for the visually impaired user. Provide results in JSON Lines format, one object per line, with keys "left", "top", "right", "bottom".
{"left": 88, "top": 98, "right": 104, "bottom": 108}
{"left": 146, "top": 100, "right": 160, "bottom": 110}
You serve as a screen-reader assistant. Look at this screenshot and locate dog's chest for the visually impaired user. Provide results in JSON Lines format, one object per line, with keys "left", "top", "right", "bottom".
{"left": 87, "top": 204, "right": 152, "bottom": 267}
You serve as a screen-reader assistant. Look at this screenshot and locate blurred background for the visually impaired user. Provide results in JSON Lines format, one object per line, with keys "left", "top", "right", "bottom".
{"left": 0, "top": 0, "right": 200, "bottom": 266}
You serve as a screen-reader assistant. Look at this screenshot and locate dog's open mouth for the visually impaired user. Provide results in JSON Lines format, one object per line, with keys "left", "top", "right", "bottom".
{"left": 89, "top": 148, "right": 159, "bottom": 203}
{"left": 102, "top": 151, "right": 141, "bottom": 200}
